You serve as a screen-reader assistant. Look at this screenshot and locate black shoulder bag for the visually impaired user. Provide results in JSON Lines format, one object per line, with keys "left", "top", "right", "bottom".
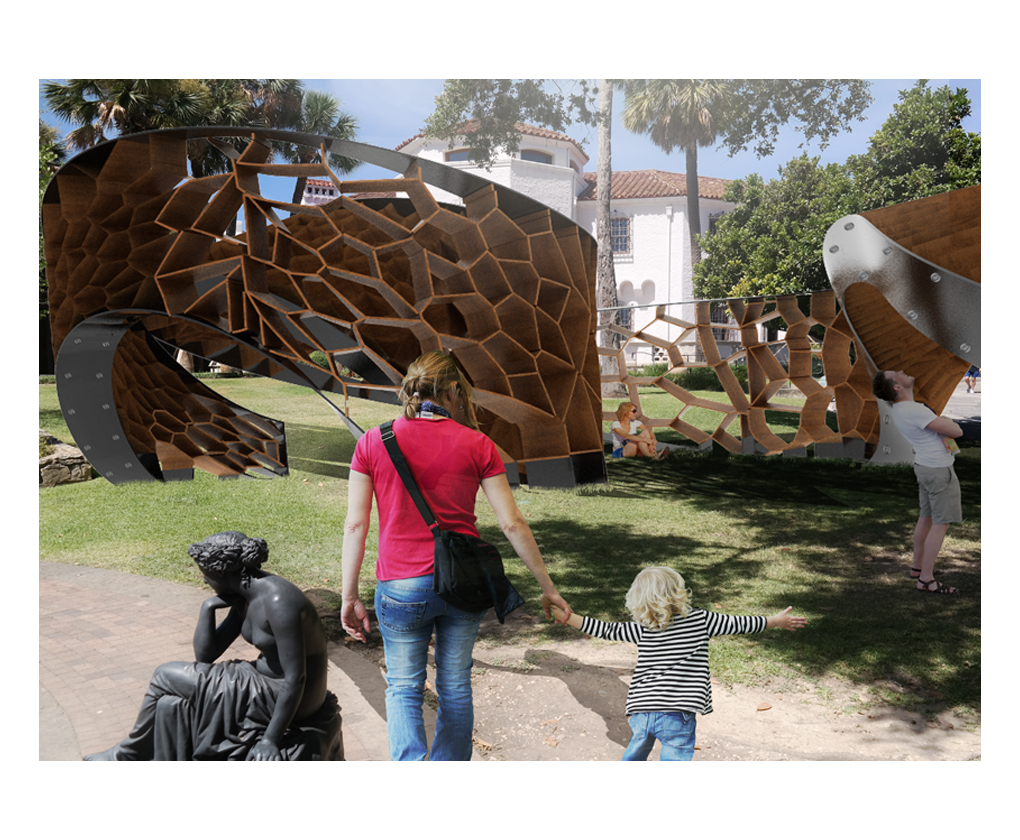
{"left": 379, "top": 421, "right": 524, "bottom": 623}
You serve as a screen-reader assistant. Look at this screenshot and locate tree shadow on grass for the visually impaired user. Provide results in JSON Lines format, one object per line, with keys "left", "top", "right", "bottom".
{"left": 518, "top": 448, "right": 981, "bottom": 714}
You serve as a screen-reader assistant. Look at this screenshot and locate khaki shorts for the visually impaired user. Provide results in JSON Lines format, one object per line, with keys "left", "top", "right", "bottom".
{"left": 914, "top": 463, "right": 962, "bottom": 524}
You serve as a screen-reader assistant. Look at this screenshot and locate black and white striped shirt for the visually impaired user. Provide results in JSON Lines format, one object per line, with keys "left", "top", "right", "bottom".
{"left": 580, "top": 608, "right": 767, "bottom": 715}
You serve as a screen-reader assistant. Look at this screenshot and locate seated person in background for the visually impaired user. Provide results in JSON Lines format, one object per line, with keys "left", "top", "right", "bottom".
{"left": 611, "top": 401, "right": 664, "bottom": 459}
{"left": 85, "top": 531, "right": 341, "bottom": 760}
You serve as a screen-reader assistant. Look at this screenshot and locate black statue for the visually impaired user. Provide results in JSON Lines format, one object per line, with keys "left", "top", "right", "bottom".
{"left": 85, "top": 531, "right": 342, "bottom": 760}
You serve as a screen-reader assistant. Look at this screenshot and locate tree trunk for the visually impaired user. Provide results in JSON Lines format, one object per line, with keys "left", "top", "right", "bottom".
{"left": 175, "top": 348, "right": 194, "bottom": 373}
{"left": 685, "top": 144, "right": 701, "bottom": 266}
{"left": 686, "top": 144, "right": 705, "bottom": 362}
{"left": 596, "top": 82, "right": 626, "bottom": 398}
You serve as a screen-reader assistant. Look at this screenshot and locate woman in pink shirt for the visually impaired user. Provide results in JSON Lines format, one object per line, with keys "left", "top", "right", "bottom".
{"left": 340, "top": 351, "right": 572, "bottom": 760}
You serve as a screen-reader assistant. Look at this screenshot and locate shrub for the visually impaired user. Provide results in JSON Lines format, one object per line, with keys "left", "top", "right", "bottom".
{"left": 641, "top": 363, "right": 748, "bottom": 392}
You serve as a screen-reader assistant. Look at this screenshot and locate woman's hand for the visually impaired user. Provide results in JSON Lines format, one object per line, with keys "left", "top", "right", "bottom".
{"left": 341, "top": 597, "right": 371, "bottom": 643}
{"left": 541, "top": 590, "right": 572, "bottom": 623}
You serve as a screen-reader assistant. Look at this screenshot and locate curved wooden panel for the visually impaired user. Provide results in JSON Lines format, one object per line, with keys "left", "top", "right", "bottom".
{"left": 44, "top": 129, "right": 604, "bottom": 487}
{"left": 824, "top": 186, "right": 980, "bottom": 417}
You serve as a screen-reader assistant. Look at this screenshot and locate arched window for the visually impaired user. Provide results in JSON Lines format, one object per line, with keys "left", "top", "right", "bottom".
{"left": 521, "top": 149, "right": 553, "bottom": 164}
{"left": 445, "top": 149, "right": 471, "bottom": 162}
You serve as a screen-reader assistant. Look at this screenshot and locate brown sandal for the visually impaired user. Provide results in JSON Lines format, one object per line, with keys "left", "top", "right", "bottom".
{"left": 916, "top": 578, "right": 959, "bottom": 595}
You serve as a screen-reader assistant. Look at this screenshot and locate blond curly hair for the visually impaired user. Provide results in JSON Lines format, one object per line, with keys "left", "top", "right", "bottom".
{"left": 625, "top": 567, "right": 692, "bottom": 630}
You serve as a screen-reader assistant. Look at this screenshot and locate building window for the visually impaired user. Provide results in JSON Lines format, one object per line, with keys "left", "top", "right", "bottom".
{"left": 521, "top": 149, "right": 553, "bottom": 164}
{"left": 610, "top": 217, "right": 632, "bottom": 255}
{"left": 618, "top": 307, "right": 633, "bottom": 331}
{"left": 709, "top": 212, "right": 725, "bottom": 234}
{"left": 445, "top": 149, "right": 471, "bottom": 162}
{"left": 711, "top": 304, "right": 731, "bottom": 341}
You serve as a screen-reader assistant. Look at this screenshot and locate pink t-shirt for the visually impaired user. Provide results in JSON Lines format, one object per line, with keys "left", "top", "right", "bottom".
{"left": 351, "top": 416, "right": 506, "bottom": 581}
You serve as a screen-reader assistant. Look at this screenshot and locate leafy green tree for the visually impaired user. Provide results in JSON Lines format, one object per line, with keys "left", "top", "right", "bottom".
{"left": 847, "top": 79, "right": 980, "bottom": 207}
{"left": 693, "top": 156, "right": 863, "bottom": 299}
{"left": 693, "top": 81, "right": 980, "bottom": 301}
{"left": 621, "top": 79, "right": 873, "bottom": 266}
{"left": 422, "top": 79, "right": 598, "bottom": 167}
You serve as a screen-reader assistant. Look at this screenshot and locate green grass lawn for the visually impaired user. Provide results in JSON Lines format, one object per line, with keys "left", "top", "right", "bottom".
{"left": 39, "top": 377, "right": 981, "bottom": 718}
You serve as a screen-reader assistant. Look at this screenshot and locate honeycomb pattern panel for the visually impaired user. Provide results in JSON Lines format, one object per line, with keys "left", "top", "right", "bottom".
{"left": 600, "top": 292, "right": 849, "bottom": 457}
{"left": 823, "top": 187, "right": 980, "bottom": 416}
{"left": 600, "top": 188, "right": 979, "bottom": 462}
{"left": 44, "top": 128, "right": 604, "bottom": 487}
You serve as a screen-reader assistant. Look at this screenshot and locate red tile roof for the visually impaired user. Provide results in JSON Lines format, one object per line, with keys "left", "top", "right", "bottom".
{"left": 579, "top": 170, "right": 733, "bottom": 201}
{"left": 396, "top": 121, "right": 590, "bottom": 163}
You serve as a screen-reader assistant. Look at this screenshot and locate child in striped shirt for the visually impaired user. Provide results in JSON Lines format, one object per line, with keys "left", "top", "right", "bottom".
{"left": 550, "top": 566, "right": 806, "bottom": 760}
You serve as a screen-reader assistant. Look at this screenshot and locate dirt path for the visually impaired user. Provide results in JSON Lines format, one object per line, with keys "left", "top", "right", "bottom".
{"left": 337, "top": 608, "right": 980, "bottom": 762}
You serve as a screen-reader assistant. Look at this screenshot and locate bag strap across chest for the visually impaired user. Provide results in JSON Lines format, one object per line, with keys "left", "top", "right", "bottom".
{"left": 379, "top": 420, "right": 439, "bottom": 535}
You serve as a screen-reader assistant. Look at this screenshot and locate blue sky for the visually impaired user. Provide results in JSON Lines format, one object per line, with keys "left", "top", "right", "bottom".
{"left": 304, "top": 78, "right": 981, "bottom": 181}
{"left": 39, "top": 78, "right": 981, "bottom": 195}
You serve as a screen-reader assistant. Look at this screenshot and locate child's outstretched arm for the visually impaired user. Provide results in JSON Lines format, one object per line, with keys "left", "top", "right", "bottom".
{"left": 550, "top": 603, "right": 584, "bottom": 629}
{"left": 765, "top": 606, "right": 807, "bottom": 631}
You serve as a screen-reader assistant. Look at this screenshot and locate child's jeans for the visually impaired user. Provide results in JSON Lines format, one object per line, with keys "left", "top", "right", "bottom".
{"left": 622, "top": 711, "right": 696, "bottom": 761}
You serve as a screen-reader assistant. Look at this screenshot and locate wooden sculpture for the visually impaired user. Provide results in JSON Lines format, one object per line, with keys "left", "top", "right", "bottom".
{"left": 822, "top": 186, "right": 980, "bottom": 462}
{"left": 600, "top": 292, "right": 848, "bottom": 457}
{"left": 43, "top": 128, "right": 605, "bottom": 488}
{"left": 599, "top": 186, "right": 979, "bottom": 462}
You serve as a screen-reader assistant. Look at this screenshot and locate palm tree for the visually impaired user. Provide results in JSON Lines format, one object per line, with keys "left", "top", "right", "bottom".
{"left": 42, "top": 79, "right": 209, "bottom": 154}
{"left": 277, "top": 89, "right": 359, "bottom": 204}
{"left": 240, "top": 79, "right": 304, "bottom": 130}
{"left": 621, "top": 80, "right": 730, "bottom": 266}
{"left": 595, "top": 81, "right": 626, "bottom": 397}
{"left": 41, "top": 79, "right": 314, "bottom": 372}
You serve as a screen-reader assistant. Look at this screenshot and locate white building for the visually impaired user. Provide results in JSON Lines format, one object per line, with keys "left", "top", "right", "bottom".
{"left": 305, "top": 122, "right": 741, "bottom": 367}
{"left": 573, "top": 168, "right": 738, "bottom": 366}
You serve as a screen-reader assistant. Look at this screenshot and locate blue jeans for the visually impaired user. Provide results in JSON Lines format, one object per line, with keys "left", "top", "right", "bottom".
{"left": 622, "top": 711, "right": 697, "bottom": 761}
{"left": 375, "top": 575, "right": 485, "bottom": 761}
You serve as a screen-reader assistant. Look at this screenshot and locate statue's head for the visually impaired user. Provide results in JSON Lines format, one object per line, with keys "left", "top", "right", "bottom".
{"left": 188, "top": 531, "right": 268, "bottom": 587}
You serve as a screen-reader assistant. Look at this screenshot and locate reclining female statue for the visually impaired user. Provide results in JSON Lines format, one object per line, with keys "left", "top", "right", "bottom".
{"left": 85, "top": 531, "right": 342, "bottom": 760}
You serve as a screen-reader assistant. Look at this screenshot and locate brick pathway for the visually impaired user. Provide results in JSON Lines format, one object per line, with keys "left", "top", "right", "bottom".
{"left": 39, "top": 562, "right": 391, "bottom": 761}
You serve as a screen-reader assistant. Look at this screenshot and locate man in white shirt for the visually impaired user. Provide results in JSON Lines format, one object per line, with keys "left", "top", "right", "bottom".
{"left": 872, "top": 370, "right": 964, "bottom": 595}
